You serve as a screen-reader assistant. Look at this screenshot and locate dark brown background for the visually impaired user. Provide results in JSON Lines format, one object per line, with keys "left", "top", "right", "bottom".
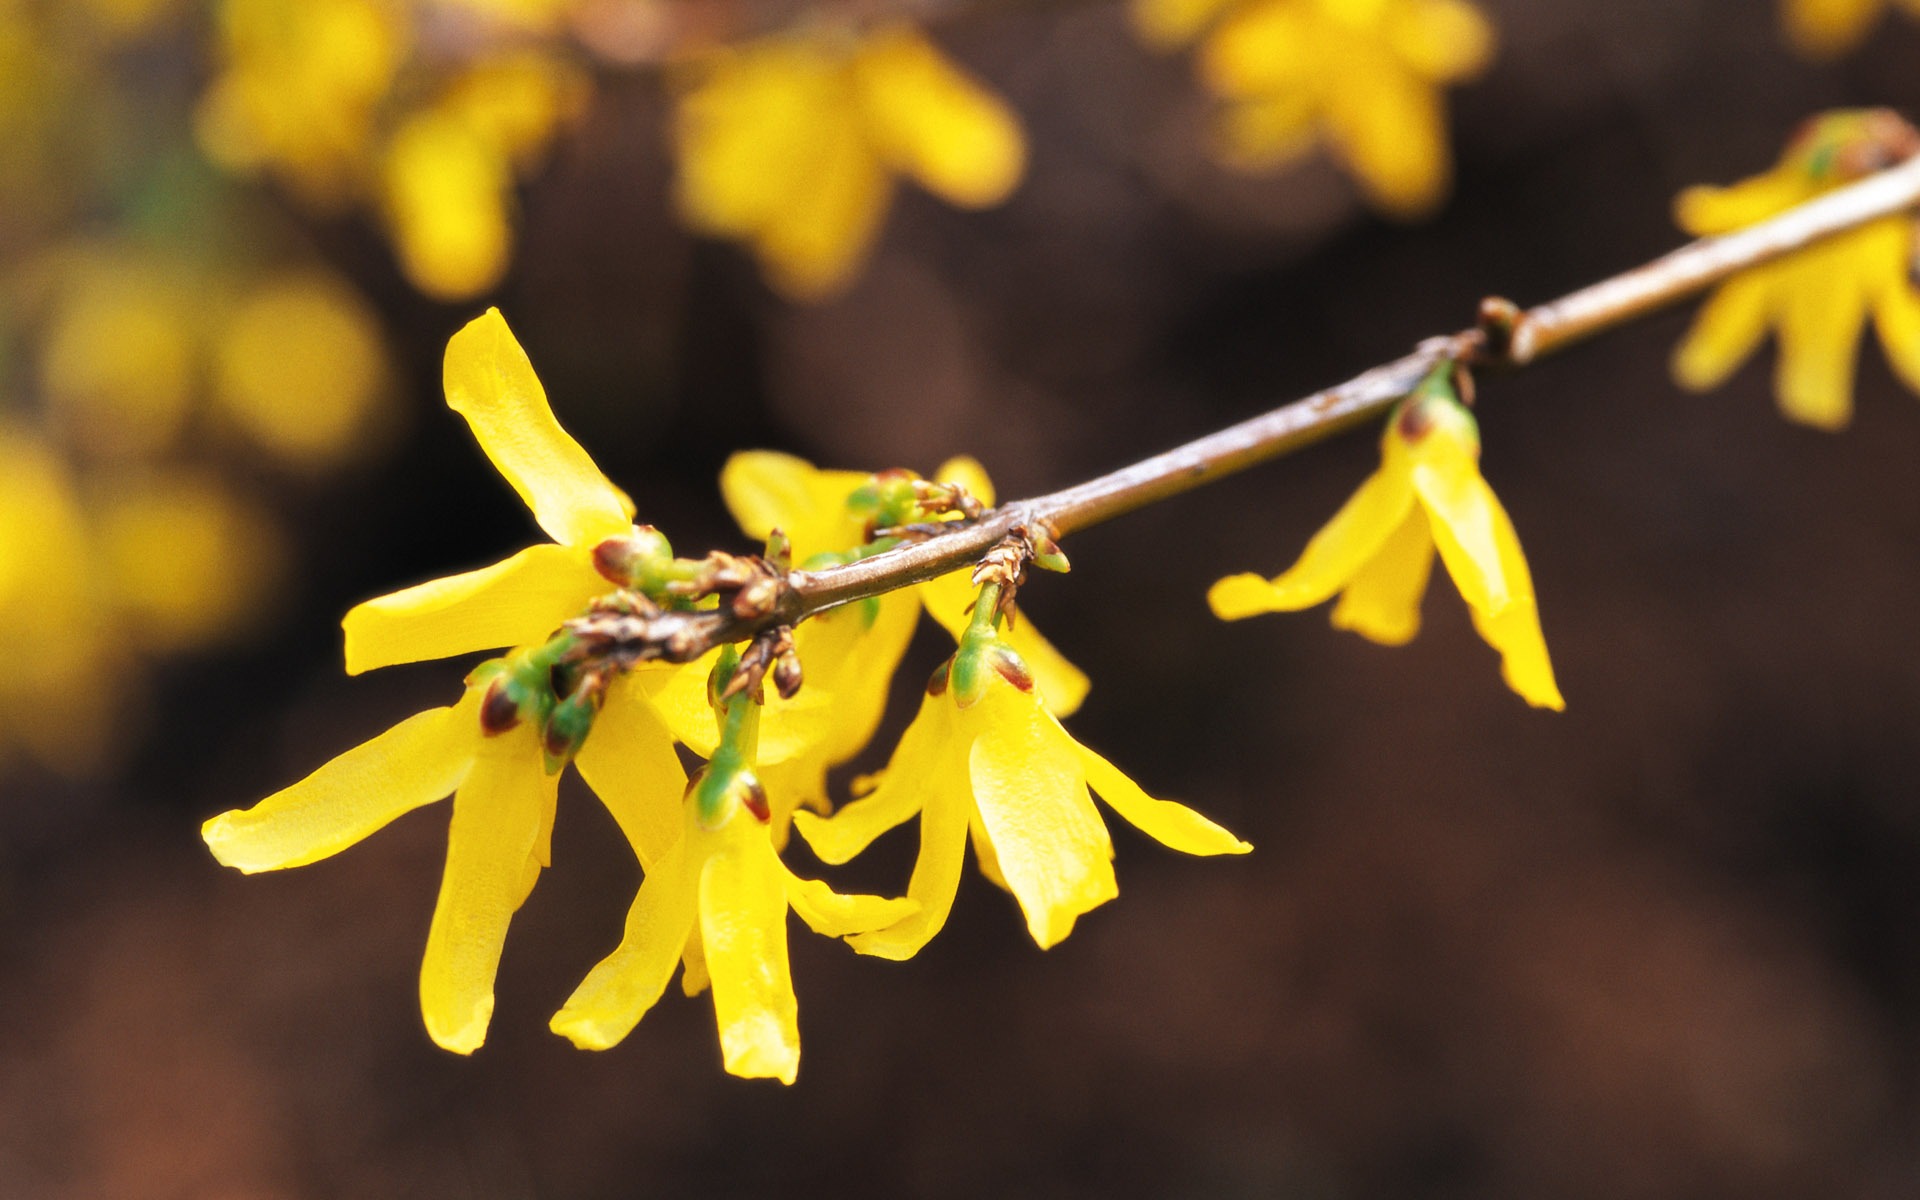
{"left": 6, "top": 1, "right": 1920, "bottom": 1196}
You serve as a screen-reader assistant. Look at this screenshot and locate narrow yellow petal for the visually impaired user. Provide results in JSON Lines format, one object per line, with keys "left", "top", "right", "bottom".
{"left": 792, "top": 689, "right": 950, "bottom": 865}
{"left": 782, "top": 865, "right": 918, "bottom": 937}
{"left": 969, "top": 810, "right": 1010, "bottom": 891}
{"left": 1871, "top": 277, "right": 1920, "bottom": 395}
{"left": 572, "top": 672, "right": 688, "bottom": 869}
{"left": 845, "top": 775, "right": 972, "bottom": 961}
{"left": 966, "top": 683, "right": 1115, "bottom": 949}
{"left": 700, "top": 829, "right": 801, "bottom": 1084}
{"left": 419, "top": 723, "right": 556, "bottom": 1054}
{"left": 550, "top": 840, "right": 698, "bottom": 1049}
{"left": 1673, "top": 172, "right": 1815, "bottom": 237}
{"left": 718, "top": 450, "right": 871, "bottom": 562}
{"left": 1775, "top": 262, "right": 1865, "bottom": 431}
{"left": 752, "top": 105, "right": 892, "bottom": 300}
{"left": 202, "top": 701, "right": 477, "bottom": 872}
{"left": 634, "top": 648, "right": 723, "bottom": 755}
{"left": 382, "top": 110, "right": 512, "bottom": 301}
{"left": 1329, "top": 506, "right": 1434, "bottom": 645}
{"left": 1672, "top": 272, "right": 1776, "bottom": 392}
{"left": 1388, "top": 0, "right": 1496, "bottom": 82}
{"left": 1228, "top": 461, "right": 1418, "bottom": 616}
{"left": 443, "top": 308, "right": 634, "bottom": 547}
{"left": 342, "top": 542, "right": 609, "bottom": 674}
{"left": 1411, "top": 456, "right": 1513, "bottom": 617}
{"left": 1070, "top": 722, "right": 1251, "bottom": 856}
{"left": 1453, "top": 483, "right": 1564, "bottom": 710}
{"left": 1201, "top": 3, "right": 1313, "bottom": 97}
{"left": 681, "top": 924, "right": 711, "bottom": 997}
{"left": 853, "top": 25, "right": 1026, "bottom": 209}
{"left": 1326, "top": 64, "right": 1450, "bottom": 218}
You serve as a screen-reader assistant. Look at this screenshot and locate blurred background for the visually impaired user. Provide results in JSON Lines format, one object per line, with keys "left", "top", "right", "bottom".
{"left": 4, "top": 0, "right": 1920, "bottom": 1196}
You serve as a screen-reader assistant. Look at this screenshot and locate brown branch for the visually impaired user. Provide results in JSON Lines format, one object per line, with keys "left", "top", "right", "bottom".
{"left": 591, "top": 150, "right": 1920, "bottom": 665}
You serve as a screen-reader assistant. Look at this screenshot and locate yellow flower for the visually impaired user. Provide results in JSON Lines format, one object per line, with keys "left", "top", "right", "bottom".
{"left": 551, "top": 685, "right": 915, "bottom": 1084}
{"left": 1134, "top": 0, "right": 1494, "bottom": 217}
{"left": 671, "top": 22, "right": 1025, "bottom": 299}
{"left": 795, "top": 629, "right": 1249, "bottom": 958}
{"left": 641, "top": 450, "right": 1090, "bottom": 841}
{"left": 1670, "top": 109, "right": 1920, "bottom": 431}
{"left": 1209, "top": 373, "right": 1563, "bottom": 710}
{"left": 1781, "top": 0, "right": 1920, "bottom": 59}
{"left": 341, "top": 307, "right": 638, "bottom": 676}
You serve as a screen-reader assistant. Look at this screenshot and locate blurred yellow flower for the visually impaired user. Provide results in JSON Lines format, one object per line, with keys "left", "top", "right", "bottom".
{"left": 672, "top": 22, "right": 1026, "bottom": 299}
{"left": 1209, "top": 372, "right": 1563, "bottom": 710}
{"left": 552, "top": 741, "right": 914, "bottom": 1083}
{"left": 1671, "top": 109, "right": 1920, "bottom": 431}
{"left": 341, "top": 307, "right": 638, "bottom": 674}
{"left": 39, "top": 254, "right": 200, "bottom": 460}
{"left": 796, "top": 625, "right": 1248, "bottom": 958}
{"left": 1781, "top": 0, "right": 1920, "bottom": 58}
{"left": 1134, "top": 0, "right": 1494, "bottom": 217}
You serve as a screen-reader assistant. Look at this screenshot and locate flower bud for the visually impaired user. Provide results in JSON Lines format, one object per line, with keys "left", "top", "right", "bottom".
{"left": 591, "top": 524, "right": 674, "bottom": 587}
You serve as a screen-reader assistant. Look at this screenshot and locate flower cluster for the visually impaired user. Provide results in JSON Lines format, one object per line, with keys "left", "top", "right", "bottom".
{"left": 1132, "top": 0, "right": 1495, "bottom": 217}
{"left": 1670, "top": 109, "right": 1920, "bottom": 431}
{"left": 203, "top": 309, "right": 1248, "bottom": 1082}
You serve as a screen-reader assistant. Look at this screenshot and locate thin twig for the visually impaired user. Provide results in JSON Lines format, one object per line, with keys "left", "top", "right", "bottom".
{"left": 611, "top": 150, "right": 1920, "bottom": 663}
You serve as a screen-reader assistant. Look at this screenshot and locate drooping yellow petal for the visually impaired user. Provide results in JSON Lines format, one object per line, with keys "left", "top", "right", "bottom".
{"left": 1410, "top": 453, "right": 1513, "bottom": 617}
{"left": 718, "top": 450, "right": 871, "bottom": 562}
{"left": 969, "top": 810, "right": 1010, "bottom": 891}
{"left": 342, "top": 542, "right": 609, "bottom": 674}
{"left": 1387, "top": 0, "right": 1496, "bottom": 81}
{"left": 202, "top": 700, "right": 478, "bottom": 873}
{"left": 1674, "top": 173, "right": 1817, "bottom": 237}
{"left": 700, "top": 827, "right": 801, "bottom": 1084}
{"left": 1201, "top": 2, "right": 1314, "bottom": 98}
{"left": 793, "top": 688, "right": 952, "bottom": 865}
{"left": 781, "top": 866, "right": 918, "bottom": 937}
{"left": 1775, "top": 256, "right": 1865, "bottom": 430}
{"left": 1451, "top": 483, "right": 1564, "bottom": 709}
{"left": 752, "top": 104, "right": 892, "bottom": 300}
{"left": 1870, "top": 274, "right": 1920, "bottom": 394}
{"left": 1672, "top": 270, "right": 1777, "bottom": 392}
{"left": 383, "top": 110, "right": 513, "bottom": 301}
{"left": 550, "top": 840, "right": 698, "bottom": 1050}
{"left": 1213, "top": 461, "right": 1417, "bottom": 619}
{"left": 673, "top": 39, "right": 840, "bottom": 238}
{"left": 419, "top": 723, "right": 556, "bottom": 1054}
{"left": 853, "top": 25, "right": 1026, "bottom": 210}
{"left": 1329, "top": 504, "right": 1435, "bottom": 645}
{"left": 845, "top": 769, "right": 972, "bottom": 961}
{"left": 443, "top": 308, "right": 635, "bottom": 547}
{"left": 1325, "top": 61, "right": 1450, "bottom": 218}
{"left": 573, "top": 672, "right": 688, "bottom": 869}
{"left": 680, "top": 924, "right": 712, "bottom": 997}
{"left": 1069, "top": 723, "right": 1251, "bottom": 856}
{"left": 966, "top": 683, "right": 1116, "bottom": 949}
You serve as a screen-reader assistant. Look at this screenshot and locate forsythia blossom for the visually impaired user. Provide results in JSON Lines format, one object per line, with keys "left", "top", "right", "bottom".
{"left": 1780, "top": 0, "right": 1920, "bottom": 59}
{"left": 672, "top": 22, "right": 1026, "bottom": 298}
{"left": 1133, "top": 0, "right": 1495, "bottom": 217}
{"left": 797, "top": 599, "right": 1250, "bottom": 956}
{"left": 1670, "top": 108, "right": 1920, "bottom": 431}
{"left": 1209, "top": 366, "right": 1563, "bottom": 710}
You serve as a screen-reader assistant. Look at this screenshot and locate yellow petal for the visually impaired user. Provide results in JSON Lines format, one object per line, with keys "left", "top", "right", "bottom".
{"left": 673, "top": 39, "right": 841, "bottom": 238}
{"left": 917, "top": 569, "right": 1090, "bottom": 716}
{"left": 550, "top": 840, "right": 698, "bottom": 1049}
{"left": 1387, "top": 0, "right": 1496, "bottom": 82}
{"left": 1673, "top": 172, "right": 1816, "bottom": 237}
{"left": 202, "top": 700, "right": 477, "bottom": 872}
{"left": 844, "top": 771, "right": 972, "bottom": 961}
{"left": 572, "top": 672, "right": 688, "bottom": 869}
{"left": 1449, "top": 482, "right": 1564, "bottom": 710}
{"left": 792, "top": 689, "right": 951, "bottom": 865}
{"left": 1782, "top": 0, "right": 1883, "bottom": 58}
{"left": 419, "top": 722, "right": 556, "bottom": 1054}
{"left": 752, "top": 104, "right": 893, "bottom": 300}
{"left": 1329, "top": 505, "right": 1434, "bottom": 645}
{"left": 782, "top": 865, "right": 918, "bottom": 937}
{"left": 1410, "top": 454, "right": 1513, "bottom": 616}
{"left": 700, "top": 827, "right": 801, "bottom": 1084}
{"left": 966, "top": 682, "right": 1115, "bottom": 949}
{"left": 681, "top": 923, "right": 712, "bottom": 997}
{"left": 1774, "top": 258, "right": 1864, "bottom": 431}
{"left": 853, "top": 24, "right": 1026, "bottom": 209}
{"left": 969, "top": 810, "right": 1011, "bottom": 891}
{"left": 718, "top": 450, "right": 871, "bottom": 562}
{"left": 1672, "top": 271, "right": 1776, "bottom": 392}
{"left": 930, "top": 454, "right": 995, "bottom": 506}
{"left": 1070, "top": 722, "right": 1251, "bottom": 855}
{"left": 1871, "top": 276, "right": 1920, "bottom": 395}
{"left": 342, "top": 542, "right": 609, "bottom": 674}
{"left": 443, "top": 308, "right": 635, "bottom": 547}
{"left": 1325, "top": 62, "right": 1450, "bottom": 218}
{"left": 1201, "top": 3, "right": 1313, "bottom": 98}
{"left": 382, "top": 110, "right": 513, "bottom": 301}
{"left": 1221, "top": 460, "right": 1418, "bottom": 617}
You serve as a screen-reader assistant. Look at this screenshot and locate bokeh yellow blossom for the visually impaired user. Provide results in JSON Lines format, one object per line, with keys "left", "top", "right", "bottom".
{"left": 796, "top": 627, "right": 1249, "bottom": 958}
{"left": 1781, "top": 0, "right": 1920, "bottom": 59}
{"left": 1210, "top": 373, "right": 1563, "bottom": 710}
{"left": 1134, "top": 0, "right": 1494, "bottom": 217}
{"left": 1670, "top": 109, "right": 1920, "bottom": 431}
{"left": 672, "top": 22, "right": 1026, "bottom": 299}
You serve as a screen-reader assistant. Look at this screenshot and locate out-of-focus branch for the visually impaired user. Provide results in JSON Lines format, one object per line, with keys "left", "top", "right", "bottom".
{"left": 592, "top": 148, "right": 1920, "bottom": 664}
